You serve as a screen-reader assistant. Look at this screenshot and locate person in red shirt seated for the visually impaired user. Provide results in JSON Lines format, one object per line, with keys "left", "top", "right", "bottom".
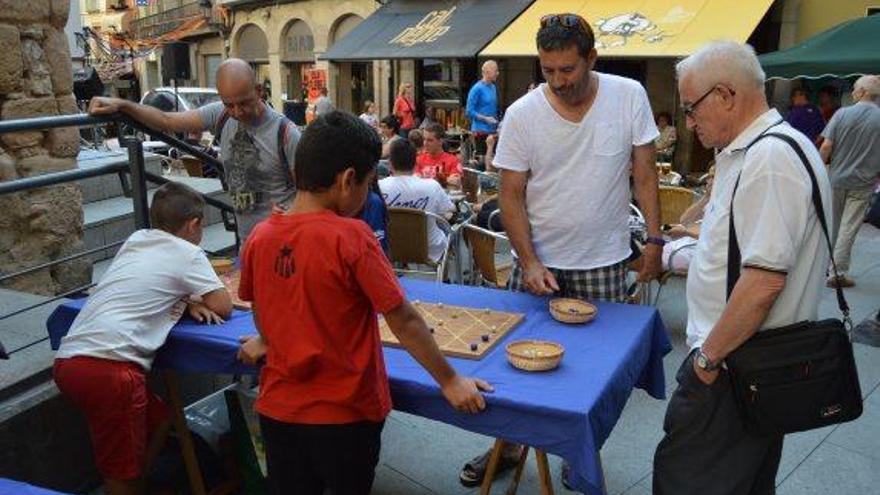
{"left": 416, "top": 123, "right": 462, "bottom": 188}
{"left": 236, "top": 111, "right": 491, "bottom": 495}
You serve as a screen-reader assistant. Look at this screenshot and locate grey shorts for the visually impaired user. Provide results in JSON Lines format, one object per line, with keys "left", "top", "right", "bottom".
{"left": 508, "top": 260, "right": 628, "bottom": 302}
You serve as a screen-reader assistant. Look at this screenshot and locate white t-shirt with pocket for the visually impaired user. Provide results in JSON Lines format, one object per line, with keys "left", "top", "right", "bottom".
{"left": 56, "top": 229, "right": 225, "bottom": 370}
{"left": 379, "top": 175, "right": 454, "bottom": 262}
{"left": 493, "top": 73, "right": 658, "bottom": 270}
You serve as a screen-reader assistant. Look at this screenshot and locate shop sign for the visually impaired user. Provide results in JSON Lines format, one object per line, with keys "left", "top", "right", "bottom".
{"left": 390, "top": 7, "right": 456, "bottom": 47}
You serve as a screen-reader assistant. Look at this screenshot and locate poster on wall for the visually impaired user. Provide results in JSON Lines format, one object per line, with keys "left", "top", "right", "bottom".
{"left": 303, "top": 68, "right": 327, "bottom": 104}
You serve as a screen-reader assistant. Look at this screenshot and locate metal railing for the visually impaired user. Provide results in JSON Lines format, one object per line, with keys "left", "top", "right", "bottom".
{"left": 0, "top": 112, "right": 236, "bottom": 358}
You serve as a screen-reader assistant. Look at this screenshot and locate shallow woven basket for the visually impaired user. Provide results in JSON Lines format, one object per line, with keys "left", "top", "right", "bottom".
{"left": 506, "top": 340, "right": 565, "bottom": 372}
{"left": 549, "top": 298, "right": 598, "bottom": 324}
{"left": 210, "top": 258, "right": 234, "bottom": 276}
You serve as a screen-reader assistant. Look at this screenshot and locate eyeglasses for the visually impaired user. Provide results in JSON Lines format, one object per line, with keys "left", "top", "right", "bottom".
{"left": 681, "top": 85, "right": 735, "bottom": 118}
{"left": 540, "top": 13, "right": 590, "bottom": 33}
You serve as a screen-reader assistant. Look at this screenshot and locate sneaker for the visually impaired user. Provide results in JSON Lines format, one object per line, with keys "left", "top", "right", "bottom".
{"left": 826, "top": 275, "right": 855, "bottom": 288}
{"left": 561, "top": 460, "right": 574, "bottom": 490}
{"left": 852, "top": 314, "right": 880, "bottom": 347}
{"left": 459, "top": 446, "right": 522, "bottom": 487}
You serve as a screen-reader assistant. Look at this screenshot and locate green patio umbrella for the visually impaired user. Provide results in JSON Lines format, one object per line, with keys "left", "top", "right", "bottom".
{"left": 759, "top": 14, "right": 880, "bottom": 80}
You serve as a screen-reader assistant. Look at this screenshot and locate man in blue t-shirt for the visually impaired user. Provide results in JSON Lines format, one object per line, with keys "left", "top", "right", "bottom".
{"left": 466, "top": 60, "right": 500, "bottom": 159}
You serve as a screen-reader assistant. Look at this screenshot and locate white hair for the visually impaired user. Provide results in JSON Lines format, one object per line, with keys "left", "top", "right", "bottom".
{"left": 676, "top": 41, "right": 765, "bottom": 91}
{"left": 854, "top": 75, "right": 880, "bottom": 101}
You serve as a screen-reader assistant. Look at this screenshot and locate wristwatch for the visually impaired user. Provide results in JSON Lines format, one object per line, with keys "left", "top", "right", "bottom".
{"left": 695, "top": 348, "right": 720, "bottom": 372}
{"left": 645, "top": 236, "right": 666, "bottom": 247}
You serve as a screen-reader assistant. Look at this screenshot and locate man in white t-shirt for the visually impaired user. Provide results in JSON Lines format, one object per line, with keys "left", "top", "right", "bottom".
{"left": 379, "top": 139, "right": 455, "bottom": 263}
{"left": 460, "top": 14, "right": 663, "bottom": 490}
{"left": 653, "top": 42, "right": 831, "bottom": 494}
{"left": 495, "top": 14, "right": 662, "bottom": 304}
{"left": 54, "top": 182, "right": 232, "bottom": 494}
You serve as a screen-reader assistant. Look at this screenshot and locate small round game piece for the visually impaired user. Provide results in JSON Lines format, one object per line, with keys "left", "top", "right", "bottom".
{"left": 437, "top": 302, "right": 444, "bottom": 308}
{"left": 491, "top": 325, "right": 498, "bottom": 331}
{"left": 470, "top": 343, "right": 478, "bottom": 352}
{"left": 437, "top": 320, "right": 444, "bottom": 326}
{"left": 481, "top": 334, "right": 489, "bottom": 342}
{"left": 484, "top": 308, "right": 491, "bottom": 314}
{"left": 451, "top": 313, "right": 458, "bottom": 319}
{"left": 429, "top": 327, "right": 435, "bottom": 334}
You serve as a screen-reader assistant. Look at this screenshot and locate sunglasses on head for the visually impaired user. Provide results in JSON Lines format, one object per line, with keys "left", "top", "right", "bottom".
{"left": 540, "top": 13, "right": 590, "bottom": 32}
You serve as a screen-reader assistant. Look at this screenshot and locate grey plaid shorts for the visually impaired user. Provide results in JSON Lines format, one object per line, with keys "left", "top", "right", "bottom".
{"left": 508, "top": 260, "right": 628, "bottom": 302}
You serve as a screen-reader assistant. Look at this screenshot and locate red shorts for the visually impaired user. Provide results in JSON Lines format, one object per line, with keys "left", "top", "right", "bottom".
{"left": 53, "top": 356, "right": 169, "bottom": 480}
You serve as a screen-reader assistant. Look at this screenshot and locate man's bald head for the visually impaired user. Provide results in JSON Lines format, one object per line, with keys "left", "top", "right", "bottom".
{"left": 216, "top": 58, "right": 256, "bottom": 87}
{"left": 215, "top": 58, "right": 263, "bottom": 125}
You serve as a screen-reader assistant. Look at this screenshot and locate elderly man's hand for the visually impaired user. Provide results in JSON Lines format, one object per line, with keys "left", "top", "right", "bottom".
{"left": 522, "top": 262, "right": 560, "bottom": 295}
{"left": 637, "top": 244, "right": 663, "bottom": 282}
{"left": 88, "top": 97, "right": 126, "bottom": 116}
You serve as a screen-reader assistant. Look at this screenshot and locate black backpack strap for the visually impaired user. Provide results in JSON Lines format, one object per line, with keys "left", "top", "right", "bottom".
{"left": 726, "top": 132, "right": 850, "bottom": 325}
{"left": 276, "top": 116, "right": 295, "bottom": 185}
{"left": 276, "top": 116, "right": 289, "bottom": 168}
{"left": 212, "top": 109, "right": 230, "bottom": 148}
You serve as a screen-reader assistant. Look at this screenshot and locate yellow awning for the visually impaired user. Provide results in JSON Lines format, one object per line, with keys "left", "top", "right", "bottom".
{"left": 481, "top": 0, "right": 775, "bottom": 58}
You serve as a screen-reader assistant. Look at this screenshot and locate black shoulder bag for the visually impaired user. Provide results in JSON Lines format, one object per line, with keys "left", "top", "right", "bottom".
{"left": 725, "top": 132, "right": 863, "bottom": 436}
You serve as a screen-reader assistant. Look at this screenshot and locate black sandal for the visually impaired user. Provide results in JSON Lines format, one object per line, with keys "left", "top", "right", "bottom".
{"left": 459, "top": 447, "right": 522, "bottom": 487}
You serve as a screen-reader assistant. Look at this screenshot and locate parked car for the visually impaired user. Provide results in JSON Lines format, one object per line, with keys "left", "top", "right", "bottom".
{"left": 140, "top": 87, "right": 221, "bottom": 112}
{"left": 140, "top": 87, "right": 222, "bottom": 146}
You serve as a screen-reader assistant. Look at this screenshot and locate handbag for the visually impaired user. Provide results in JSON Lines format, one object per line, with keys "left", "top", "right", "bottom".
{"left": 724, "top": 131, "right": 862, "bottom": 436}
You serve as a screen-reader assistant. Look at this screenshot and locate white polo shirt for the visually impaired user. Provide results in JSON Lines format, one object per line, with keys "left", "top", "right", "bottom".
{"left": 686, "top": 109, "right": 831, "bottom": 349}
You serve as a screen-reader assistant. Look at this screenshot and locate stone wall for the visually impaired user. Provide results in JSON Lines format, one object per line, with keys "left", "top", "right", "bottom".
{"left": 0, "top": 0, "right": 89, "bottom": 295}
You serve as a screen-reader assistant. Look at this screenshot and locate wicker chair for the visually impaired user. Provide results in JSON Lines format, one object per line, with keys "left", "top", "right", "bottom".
{"left": 659, "top": 186, "right": 697, "bottom": 225}
{"left": 387, "top": 207, "right": 452, "bottom": 283}
{"left": 462, "top": 224, "right": 513, "bottom": 288}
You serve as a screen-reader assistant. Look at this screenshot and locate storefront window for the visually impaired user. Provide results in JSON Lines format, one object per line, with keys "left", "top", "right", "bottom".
{"left": 419, "top": 58, "right": 476, "bottom": 129}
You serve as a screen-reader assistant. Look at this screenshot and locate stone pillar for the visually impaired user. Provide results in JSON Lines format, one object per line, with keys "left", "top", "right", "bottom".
{"left": 268, "top": 51, "right": 284, "bottom": 111}
{"left": 0, "top": 0, "right": 89, "bottom": 295}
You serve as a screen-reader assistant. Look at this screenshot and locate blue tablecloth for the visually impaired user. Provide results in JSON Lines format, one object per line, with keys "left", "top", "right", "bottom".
{"left": 47, "top": 279, "right": 671, "bottom": 495}
{"left": 0, "top": 479, "right": 70, "bottom": 495}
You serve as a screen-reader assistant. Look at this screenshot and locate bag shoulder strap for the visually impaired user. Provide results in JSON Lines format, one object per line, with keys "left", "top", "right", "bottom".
{"left": 276, "top": 116, "right": 295, "bottom": 186}
{"left": 212, "top": 109, "right": 230, "bottom": 147}
{"left": 726, "top": 131, "right": 850, "bottom": 322}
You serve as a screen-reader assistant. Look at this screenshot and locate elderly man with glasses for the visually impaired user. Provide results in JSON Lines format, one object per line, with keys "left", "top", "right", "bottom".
{"left": 458, "top": 13, "right": 663, "bottom": 489}
{"left": 653, "top": 41, "right": 832, "bottom": 494}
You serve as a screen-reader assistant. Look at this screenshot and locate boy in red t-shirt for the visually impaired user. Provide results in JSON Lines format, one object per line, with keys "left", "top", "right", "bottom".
{"left": 237, "top": 111, "right": 490, "bottom": 495}
{"left": 415, "top": 123, "right": 462, "bottom": 187}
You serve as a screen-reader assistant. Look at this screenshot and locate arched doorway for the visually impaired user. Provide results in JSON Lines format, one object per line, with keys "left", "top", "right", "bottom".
{"left": 329, "top": 14, "right": 371, "bottom": 114}
{"left": 235, "top": 24, "right": 271, "bottom": 100}
{"left": 280, "top": 19, "right": 316, "bottom": 105}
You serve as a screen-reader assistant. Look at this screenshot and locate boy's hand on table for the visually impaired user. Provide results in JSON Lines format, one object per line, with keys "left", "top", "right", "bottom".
{"left": 442, "top": 375, "right": 493, "bottom": 414}
{"left": 237, "top": 334, "right": 267, "bottom": 365}
{"left": 187, "top": 302, "right": 226, "bottom": 324}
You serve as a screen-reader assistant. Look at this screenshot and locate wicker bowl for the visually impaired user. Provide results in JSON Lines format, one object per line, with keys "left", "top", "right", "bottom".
{"left": 549, "top": 298, "right": 598, "bottom": 324}
{"left": 210, "top": 257, "right": 234, "bottom": 275}
{"left": 506, "top": 340, "right": 564, "bottom": 372}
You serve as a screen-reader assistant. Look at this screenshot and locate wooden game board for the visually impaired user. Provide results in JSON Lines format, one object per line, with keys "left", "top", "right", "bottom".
{"left": 379, "top": 301, "right": 524, "bottom": 360}
{"left": 221, "top": 270, "right": 251, "bottom": 310}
